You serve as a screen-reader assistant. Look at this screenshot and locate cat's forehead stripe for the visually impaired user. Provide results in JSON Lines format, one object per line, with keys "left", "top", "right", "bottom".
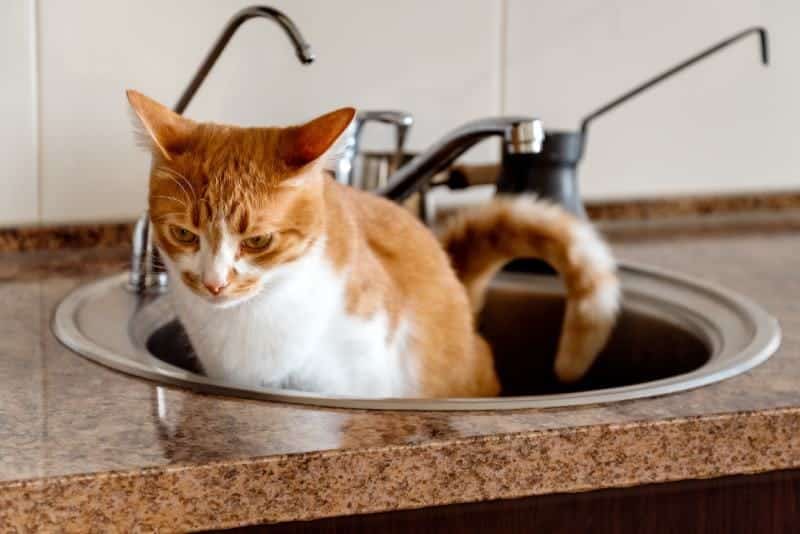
{"left": 207, "top": 219, "right": 224, "bottom": 253}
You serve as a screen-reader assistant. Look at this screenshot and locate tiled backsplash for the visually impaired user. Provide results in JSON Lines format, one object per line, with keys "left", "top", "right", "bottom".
{"left": 1, "top": 0, "right": 797, "bottom": 227}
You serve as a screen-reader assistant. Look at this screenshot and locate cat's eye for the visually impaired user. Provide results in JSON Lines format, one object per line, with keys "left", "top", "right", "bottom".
{"left": 170, "top": 225, "right": 198, "bottom": 245}
{"left": 242, "top": 233, "right": 273, "bottom": 251}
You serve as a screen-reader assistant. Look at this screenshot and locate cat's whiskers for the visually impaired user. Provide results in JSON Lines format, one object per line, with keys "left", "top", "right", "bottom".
{"left": 153, "top": 167, "right": 196, "bottom": 203}
{"left": 165, "top": 167, "right": 197, "bottom": 199}
{"left": 150, "top": 194, "right": 189, "bottom": 208}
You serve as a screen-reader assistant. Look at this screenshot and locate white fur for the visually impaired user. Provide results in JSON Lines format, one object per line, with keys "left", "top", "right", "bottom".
{"left": 199, "top": 220, "right": 237, "bottom": 290}
{"left": 160, "top": 229, "right": 418, "bottom": 397}
{"left": 502, "top": 195, "right": 620, "bottom": 381}
{"left": 566, "top": 215, "right": 621, "bottom": 321}
{"left": 509, "top": 195, "right": 620, "bottom": 319}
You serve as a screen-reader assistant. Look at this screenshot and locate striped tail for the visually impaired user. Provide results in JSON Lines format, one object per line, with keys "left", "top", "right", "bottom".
{"left": 441, "top": 196, "right": 620, "bottom": 382}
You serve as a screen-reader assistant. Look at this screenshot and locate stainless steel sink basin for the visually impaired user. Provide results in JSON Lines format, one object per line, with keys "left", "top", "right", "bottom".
{"left": 52, "top": 262, "right": 780, "bottom": 410}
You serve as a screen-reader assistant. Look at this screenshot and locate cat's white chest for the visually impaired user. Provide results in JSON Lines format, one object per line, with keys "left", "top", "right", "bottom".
{"left": 169, "top": 243, "right": 417, "bottom": 397}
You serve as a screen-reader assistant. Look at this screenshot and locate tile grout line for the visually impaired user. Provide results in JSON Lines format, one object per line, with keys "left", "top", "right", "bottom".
{"left": 493, "top": 0, "right": 508, "bottom": 160}
{"left": 498, "top": 0, "right": 508, "bottom": 116}
{"left": 29, "top": 0, "right": 42, "bottom": 226}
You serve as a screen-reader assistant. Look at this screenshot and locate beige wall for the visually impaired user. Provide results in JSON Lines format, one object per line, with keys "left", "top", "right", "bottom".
{"left": 1, "top": 0, "right": 38, "bottom": 225}
{"left": 0, "top": 0, "right": 796, "bottom": 226}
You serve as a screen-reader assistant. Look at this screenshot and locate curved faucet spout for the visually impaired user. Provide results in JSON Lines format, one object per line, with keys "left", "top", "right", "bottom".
{"left": 173, "top": 5, "right": 315, "bottom": 114}
{"left": 377, "top": 117, "right": 544, "bottom": 202}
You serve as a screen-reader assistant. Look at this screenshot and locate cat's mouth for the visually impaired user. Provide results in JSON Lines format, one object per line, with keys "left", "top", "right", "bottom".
{"left": 196, "top": 288, "right": 258, "bottom": 309}
{"left": 177, "top": 271, "right": 258, "bottom": 308}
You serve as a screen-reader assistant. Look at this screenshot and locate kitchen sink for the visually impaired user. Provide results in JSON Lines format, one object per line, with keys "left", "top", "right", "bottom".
{"left": 52, "top": 262, "right": 780, "bottom": 410}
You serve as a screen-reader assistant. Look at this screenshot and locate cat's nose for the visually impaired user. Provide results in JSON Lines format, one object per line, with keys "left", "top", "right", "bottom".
{"left": 203, "top": 279, "right": 229, "bottom": 295}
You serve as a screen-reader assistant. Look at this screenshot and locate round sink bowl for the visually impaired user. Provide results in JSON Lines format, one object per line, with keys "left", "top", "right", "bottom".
{"left": 52, "top": 263, "right": 780, "bottom": 410}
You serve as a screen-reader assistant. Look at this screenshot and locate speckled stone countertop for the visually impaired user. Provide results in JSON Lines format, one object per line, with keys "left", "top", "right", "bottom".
{"left": 2, "top": 213, "right": 800, "bottom": 531}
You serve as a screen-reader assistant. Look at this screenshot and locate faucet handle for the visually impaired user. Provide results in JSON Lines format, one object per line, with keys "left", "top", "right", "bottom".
{"left": 354, "top": 110, "right": 414, "bottom": 156}
{"left": 335, "top": 110, "right": 414, "bottom": 189}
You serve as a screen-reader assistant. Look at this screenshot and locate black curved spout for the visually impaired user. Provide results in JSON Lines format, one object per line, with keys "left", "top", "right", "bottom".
{"left": 173, "top": 5, "right": 315, "bottom": 114}
{"left": 579, "top": 27, "right": 768, "bottom": 139}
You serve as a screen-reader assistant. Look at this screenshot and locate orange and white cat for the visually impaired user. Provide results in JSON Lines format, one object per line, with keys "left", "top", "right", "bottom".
{"left": 127, "top": 90, "right": 620, "bottom": 398}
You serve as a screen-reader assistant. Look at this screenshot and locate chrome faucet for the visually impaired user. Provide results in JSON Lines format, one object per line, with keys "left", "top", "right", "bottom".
{"left": 334, "top": 110, "right": 414, "bottom": 190}
{"left": 128, "top": 5, "right": 315, "bottom": 294}
{"left": 377, "top": 117, "right": 545, "bottom": 202}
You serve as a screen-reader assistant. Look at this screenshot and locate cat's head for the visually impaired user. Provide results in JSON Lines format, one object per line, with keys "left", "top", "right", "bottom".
{"left": 127, "top": 90, "right": 355, "bottom": 308}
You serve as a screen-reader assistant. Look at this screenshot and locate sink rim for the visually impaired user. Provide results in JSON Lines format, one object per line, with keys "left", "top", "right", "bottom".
{"left": 52, "top": 262, "right": 782, "bottom": 411}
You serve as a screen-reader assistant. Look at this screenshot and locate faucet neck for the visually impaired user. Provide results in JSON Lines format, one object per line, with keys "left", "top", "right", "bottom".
{"left": 173, "top": 6, "right": 314, "bottom": 115}
{"left": 378, "top": 117, "right": 543, "bottom": 202}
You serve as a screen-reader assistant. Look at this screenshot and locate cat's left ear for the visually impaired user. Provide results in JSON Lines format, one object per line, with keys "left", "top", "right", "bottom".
{"left": 126, "top": 89, "right": 196, "bottom": 160}
{"left": 278, "top": 107, "right": 356, "bottom": 168}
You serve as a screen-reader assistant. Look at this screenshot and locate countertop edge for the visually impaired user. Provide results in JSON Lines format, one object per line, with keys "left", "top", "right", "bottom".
{"left": 3, "top": 407, "right": 800, "bottom": 531}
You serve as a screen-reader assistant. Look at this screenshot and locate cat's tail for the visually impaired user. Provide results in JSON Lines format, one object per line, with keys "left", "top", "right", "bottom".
{"left": 440, "top": 196, "right": 620, "bottom": 382}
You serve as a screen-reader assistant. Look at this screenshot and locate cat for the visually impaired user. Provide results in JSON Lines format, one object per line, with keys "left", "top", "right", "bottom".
{"left": 127, "top": 90, "right": 620, "bottom": 398}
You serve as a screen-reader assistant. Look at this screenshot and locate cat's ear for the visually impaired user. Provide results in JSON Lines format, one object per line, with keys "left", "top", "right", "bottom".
{"left": 126, "top": 90, "right": 195, "bottom": 160}
{"left": 278, "top": 107, "right": 356, "bottom": 168}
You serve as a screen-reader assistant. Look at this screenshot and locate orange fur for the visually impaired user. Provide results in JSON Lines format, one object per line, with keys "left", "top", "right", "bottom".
{"left": 127, "top": 90, "right": 619, "bottom": 398}
{"left": 441, "top": 199, "right": 620, "bottom": 383}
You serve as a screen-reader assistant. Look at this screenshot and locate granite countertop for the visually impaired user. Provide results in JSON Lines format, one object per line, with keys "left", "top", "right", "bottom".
{"left": 1, "top": 213, "right": 800, "bottom": 531}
